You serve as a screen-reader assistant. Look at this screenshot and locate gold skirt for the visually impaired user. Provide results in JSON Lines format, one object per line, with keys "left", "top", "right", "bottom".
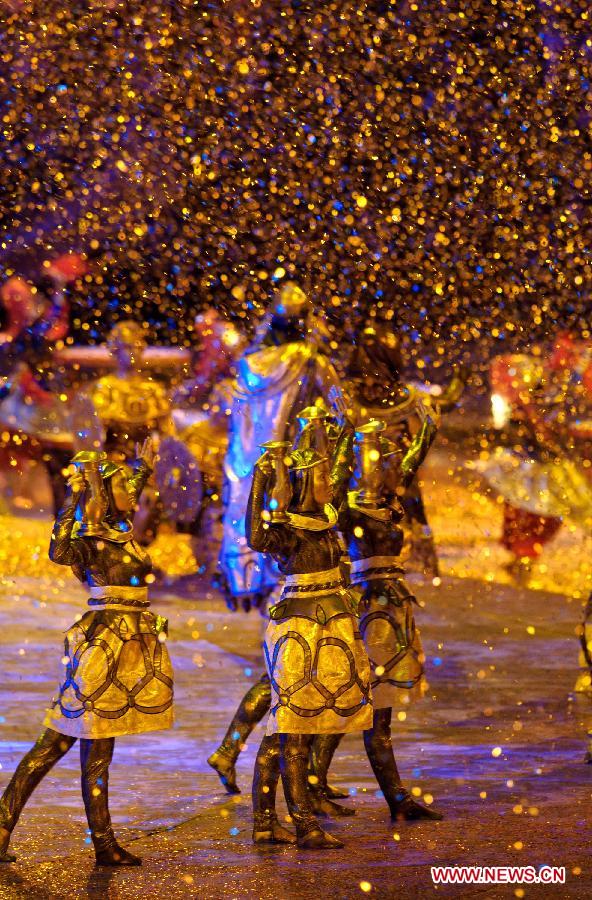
{"left": 358, "top": 580, "right": 426, "bottom": 709}
{"left": 44, "top": 607, "right": 174, "bottom": 739}
{"left": 264, "top": 606, "right": 373, "bottom": 735}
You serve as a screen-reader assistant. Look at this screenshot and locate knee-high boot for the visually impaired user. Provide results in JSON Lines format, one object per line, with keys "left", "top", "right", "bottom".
{"left": 280, "top": 734, "right": 344, "bottom": 850}
{"left": 309, "top": 733, "right": 348, "bottom": 800}
{"left": 0, "top": 729, "right": 76, "bottom": 863}
{"left": 208, "top": 673, "right": 271, "bottom": 794}
{"left": 363, "top": 708, "right": 442, "bottom": 822}
{"left": 308, "top": 734, "right": 354, "bottom": 817}
{"left": 252, "top": 734, "right": 295, "bottom": 845}
{"left": 80, "top": 738, "right": 141, "bottom": 867}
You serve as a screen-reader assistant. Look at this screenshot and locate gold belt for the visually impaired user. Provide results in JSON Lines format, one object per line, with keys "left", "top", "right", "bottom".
{"left": 282, "top": 584, "right": 344, "bottom": 599}
{"left": 284, "top": 567, "right": 342, "bottom": 586}
{"left": 270, "top": 590, "right": 358, "bottom": 623}
{"left": 350, "top": 556, "right": 404, "bottom": 585}
{"left": 88, "top": 584, "right": 150, "bottom": 609}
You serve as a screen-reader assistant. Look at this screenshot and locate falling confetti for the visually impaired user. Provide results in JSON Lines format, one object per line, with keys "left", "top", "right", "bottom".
{"left": 0, "top": 0, "right": 590, "bottom": 380}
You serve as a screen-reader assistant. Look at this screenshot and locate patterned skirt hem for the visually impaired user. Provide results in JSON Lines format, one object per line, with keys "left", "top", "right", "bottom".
{"left": 42, "top": 707, "right": 174, "bottom": 740}
{"left": 265, "top": 704, "right": 373, "bottom": 735}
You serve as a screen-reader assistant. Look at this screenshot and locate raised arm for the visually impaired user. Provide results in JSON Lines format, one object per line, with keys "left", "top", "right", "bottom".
{"left": 399, "top": 404, "right": 438, "bottom": 489}
{"left": 246, "top": 458, "right": 288, "bottom": 555}
{"left": 127, "top": 461, "right": 153, "bottom": 510}
{"left": 128, "top": 438, "right": 156, "bottom": 509}
{"left": 331, "top": 422, "right": 354, "bottom": 510}
{"left": 433, "top": 365, "right": 467, "bottom": 413}
{"left": 247, "top": 463, "right": 274, "bottom": 552}
{"left": 49, "top": 473, "right": 86, "bottom": 567}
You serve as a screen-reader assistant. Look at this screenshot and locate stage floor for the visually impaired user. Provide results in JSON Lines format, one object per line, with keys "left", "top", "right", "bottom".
{"left": 0, "top": 568, "right": 590, "bottom": 899}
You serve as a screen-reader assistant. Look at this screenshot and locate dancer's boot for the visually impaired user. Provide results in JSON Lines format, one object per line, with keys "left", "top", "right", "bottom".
{"left": 252, "top": 735, "right": 296, "bottom": 845}
{"left": 0, "top": 729, "right": 75, "bottom": 863}
{"left": 308, "top": 734, "right": 355, "bottom": 817}
{"left": 208, "top": 674, "right": 272, "bottom": 794}
{"left": 364, "top": 709, "right": 443, "bottom": 822}
{"left": 309, "top": 733, "right": 349, "bottom": 800}
{"left": 81, "top": 738, "right": 141, "bottom": 866}
{"left": 281, "top": 735, "right": 344, "bottom": 849}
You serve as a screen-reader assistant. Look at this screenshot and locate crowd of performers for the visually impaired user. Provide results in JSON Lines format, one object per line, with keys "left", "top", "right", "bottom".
{"left": 0, "top": 275, "right": 591, "bottom": 865}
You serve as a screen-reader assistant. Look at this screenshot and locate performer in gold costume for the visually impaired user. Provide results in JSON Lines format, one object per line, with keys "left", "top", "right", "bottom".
{"left": 92, "top": 321, "right": 172, "bottom": 461}
{"left": 310, "top": 407, "right": 443, "bottom": 821}
{"left": 0, "top": 439, "right": 173, "bottom": 866}
{"left": 248, "top": 414, "right": 372, "bottom": 849}
{"left": 92, "top": 321, "right": 172, "bottom": 542}
{"left": 347, "top": 322, "right": 465, "bottom": 577}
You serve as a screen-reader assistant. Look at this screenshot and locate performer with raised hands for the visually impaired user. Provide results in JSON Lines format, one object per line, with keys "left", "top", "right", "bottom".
{"left": 247, "top": 410, "right": 372, "bottom": 849}
{"left": 311, "top": 401, "right": 443, "bottom": 823}
{"left": 0, "top": 438, "right": 174, "bottom": 867}
{"left": 346, "top": 322, "right": 465, "bottom": 576}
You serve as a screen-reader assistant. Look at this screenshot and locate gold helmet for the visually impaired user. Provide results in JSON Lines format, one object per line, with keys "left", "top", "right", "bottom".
{"left": 349, "top": 321, "right": 403, "bottom": 386}
{"left": 296, "top": 404, "right": 331, "bottom": 428}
